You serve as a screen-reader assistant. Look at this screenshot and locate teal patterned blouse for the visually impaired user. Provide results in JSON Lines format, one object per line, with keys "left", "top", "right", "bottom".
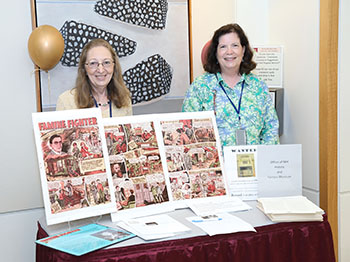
{"left": 182, "top": 72, "right": 279, "bottom": 146}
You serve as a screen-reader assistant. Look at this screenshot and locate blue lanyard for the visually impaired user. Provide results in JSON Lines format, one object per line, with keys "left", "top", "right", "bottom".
{"left": 216, "top": 75, "right": 245, "bottom": 121}
{"left": 92, "top": 97, "right": 112, "bottom": 118}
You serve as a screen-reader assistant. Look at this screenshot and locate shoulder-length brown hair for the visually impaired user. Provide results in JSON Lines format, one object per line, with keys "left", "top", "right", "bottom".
{"left": 74, "top": 38, "right": 131, "bottom": 108}
{"left": 204, "top": 23, "right": 256, "bottom": 75}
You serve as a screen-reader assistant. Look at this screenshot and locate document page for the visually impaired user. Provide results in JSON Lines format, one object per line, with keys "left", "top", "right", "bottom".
{"left": 186, "top": 196, "right": 251, "bottom": 217}
{"left": 117, "top": 214, "right": 191, "bottom": 240}
{"left": 186, "top": 212, "right": 256, "bottom": 236}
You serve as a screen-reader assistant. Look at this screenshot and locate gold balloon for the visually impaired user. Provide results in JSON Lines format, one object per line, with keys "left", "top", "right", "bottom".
{"left": 28, "top": 25, "right": 65, "bottom": 71}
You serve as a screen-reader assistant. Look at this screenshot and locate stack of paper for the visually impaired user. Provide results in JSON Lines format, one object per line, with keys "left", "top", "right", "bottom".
{"left": 257, "top": 196, "right": 324, "bottom": 222}
{"left": 117, "top": 214, "right": 191, "bottom": 240}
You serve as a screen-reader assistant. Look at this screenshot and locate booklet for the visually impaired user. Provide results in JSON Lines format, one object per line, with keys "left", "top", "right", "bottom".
{"left": 36, "top": 223, "right": 135, "bottom": 256}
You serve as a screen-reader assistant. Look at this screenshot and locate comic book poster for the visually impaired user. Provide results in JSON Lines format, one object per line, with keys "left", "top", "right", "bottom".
{"left": 160, "top": 112, "right": 227, "bottom": 202}
{"left": 104, "top": 115, "right": 173, "bottom": 221}
{"left": 32, "top": 108, "right": 116, "bottom": 225}
{"left": 104, "top": 111, "right": 227, "bottom": 221}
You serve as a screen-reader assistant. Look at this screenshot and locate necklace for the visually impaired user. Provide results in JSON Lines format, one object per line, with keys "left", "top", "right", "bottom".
{"left": 91, "top": 93, "right": 113, "bottom": 117}
{"left": 98, "top": 101, "right": 110, "bottom": 107}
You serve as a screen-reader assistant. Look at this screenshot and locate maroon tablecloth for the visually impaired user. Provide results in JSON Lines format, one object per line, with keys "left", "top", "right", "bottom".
{"left": 36, "top": 215, "right": 335, "bottom": 262}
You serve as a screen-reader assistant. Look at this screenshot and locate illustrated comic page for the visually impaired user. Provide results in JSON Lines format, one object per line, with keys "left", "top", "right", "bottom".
{"left": 32, "top": 108, "right": 116, "bottom": 225}
{"left": 160, "top": 115, "right": 226, "bottom": 201}
{"left": 103, "top": 117, "right": 171, "bottom": 221}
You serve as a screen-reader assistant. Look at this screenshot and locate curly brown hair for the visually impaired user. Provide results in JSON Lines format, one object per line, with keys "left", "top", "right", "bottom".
{"left": 74, "top": 39, "right": 131, "bottom": 108}
{"left": 204, "top": 23, "right": 256, "bottom": 75}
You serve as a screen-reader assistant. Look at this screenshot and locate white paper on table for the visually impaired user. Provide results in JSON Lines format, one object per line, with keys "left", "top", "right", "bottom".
{"left": 117, "top": 214, "right": 191, "bottom": 240}
{"left": 186, "top": 212, "right": 256, "bottom": 236}
{"left": 117, "top": 221, "right": 174, "bottom": 240}
{"left": 186, "top": 195, "right": 251, "bottom": 217}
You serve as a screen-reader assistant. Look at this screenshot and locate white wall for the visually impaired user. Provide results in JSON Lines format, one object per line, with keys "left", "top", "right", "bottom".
{"left": 236, "top": 0, "right": 320, "bottom": 204}
{"left": 0, "top": 1, "right": 44, "bottom": 261}
{"left": 268, "top": 0, "right": 320, "bottom": 204}
{"left": 338, "top": 0, "right": 350, "bottom": 261}
{"left": 0, "top": 0, "right": 43, "bottom": 213}
{"left": 0, "top": 208, "right": 44, "bottom": 262}
{"left": 191, "top": 0, "right": 235, "bottom": 78}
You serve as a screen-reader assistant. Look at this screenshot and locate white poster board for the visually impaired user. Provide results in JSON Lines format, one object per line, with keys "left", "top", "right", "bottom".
{"left": 33, "top": 110, "right": 229, "bottom": 224}
{"left": 32, "top": 108, "right": 116, "bottom": 225}
{"left": 223, "top": 144, "right": 302, "bottom": 200}
{"left": 257, "top": 144, "right": 302, "bottom": 198}
{"left": 103, "top": 111, "right": 228, "bottom": 221}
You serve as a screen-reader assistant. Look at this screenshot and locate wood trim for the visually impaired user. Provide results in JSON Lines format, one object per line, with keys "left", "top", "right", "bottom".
{"left": 319, "top": 0, "right": 338, "bottom": 260}
{"left": 188, "top": 0, "right": 193, "bottom": 83}
{"left": 30, "top": 0, "right": 42, "bottom": 112}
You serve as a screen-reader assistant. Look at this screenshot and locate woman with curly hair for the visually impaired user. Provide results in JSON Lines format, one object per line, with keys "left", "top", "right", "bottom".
{"left": 182, "top": 24, "right": 279, "bottom": 146}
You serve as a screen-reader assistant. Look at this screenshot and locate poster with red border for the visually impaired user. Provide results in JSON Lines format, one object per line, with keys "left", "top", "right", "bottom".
{"left": 32, "top": 108, "right": 116, "bottom": 225}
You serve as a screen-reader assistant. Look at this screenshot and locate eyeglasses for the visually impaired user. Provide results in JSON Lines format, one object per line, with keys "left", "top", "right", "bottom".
{"left": 85, "top": 59, "right": 114, "bottom": 70}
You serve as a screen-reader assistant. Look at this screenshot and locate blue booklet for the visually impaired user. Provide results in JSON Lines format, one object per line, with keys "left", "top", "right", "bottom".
{"left": 36, "top": 223, "right": 136, "bottom": 256}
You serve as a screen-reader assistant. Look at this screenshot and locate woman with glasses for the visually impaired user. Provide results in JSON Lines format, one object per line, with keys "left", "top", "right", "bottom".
{"left": 56, "top": 38, "right": 132, "bottom": 118}
{"left": 182, "top": 24, "right": 279, "bottom": 146}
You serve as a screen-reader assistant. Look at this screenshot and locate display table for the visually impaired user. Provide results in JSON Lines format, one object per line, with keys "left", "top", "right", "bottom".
{"left": 36, "top": 202, "right": 336, "bottom": 262}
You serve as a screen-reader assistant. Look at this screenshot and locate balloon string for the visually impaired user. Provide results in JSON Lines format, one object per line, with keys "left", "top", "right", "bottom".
{"left": 30, "top": 68, "right": 40, "bottom": 76}
{"left": 48, "top": 71, "right": 51, "bottom": 106}
{"left": 30, "top": 69, "right": 52, "bottom": 108}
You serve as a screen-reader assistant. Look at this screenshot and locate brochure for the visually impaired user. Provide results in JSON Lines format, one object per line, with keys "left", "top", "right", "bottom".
{"left": 36, "top": 223, "right": 135, "bottom": 256}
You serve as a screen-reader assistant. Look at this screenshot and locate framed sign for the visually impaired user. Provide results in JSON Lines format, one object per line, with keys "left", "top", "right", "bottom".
{"left": 30, "top": 0, "right": 192, "bottom": 111}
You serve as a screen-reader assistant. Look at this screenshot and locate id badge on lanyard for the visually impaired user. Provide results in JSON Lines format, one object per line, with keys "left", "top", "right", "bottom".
{"left": 217, "top": 75, "right": 247, "bottom": 145}
{"left": 235, "top": 128, "right": 247, "bottom": 145}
